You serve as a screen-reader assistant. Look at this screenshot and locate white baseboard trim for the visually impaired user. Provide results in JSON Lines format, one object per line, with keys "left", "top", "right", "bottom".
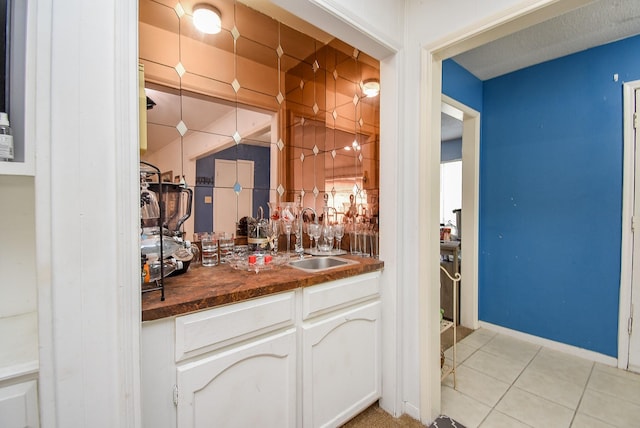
{"left": 403, "top": 401, "right": 420, "bottom": 421}
{"left": 478, "top": 321, "right": 618, "bottom": 367}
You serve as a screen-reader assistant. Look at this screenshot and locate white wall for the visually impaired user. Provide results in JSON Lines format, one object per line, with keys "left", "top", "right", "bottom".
{"left": 0, "top": 176, "right": 38, "bottom": 375}
{"left": 8, "top": 0, "right": 583, "bottom": 426}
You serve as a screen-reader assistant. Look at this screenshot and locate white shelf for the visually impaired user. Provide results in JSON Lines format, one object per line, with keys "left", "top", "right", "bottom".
{"left": 440, "top": 319, "right": 453, "bottom": 334}
{"left": 441, "top": 363, "right": 453, "bottom": 381}
{"left": 0, "top": 160, "right": 35, "bottom": 176}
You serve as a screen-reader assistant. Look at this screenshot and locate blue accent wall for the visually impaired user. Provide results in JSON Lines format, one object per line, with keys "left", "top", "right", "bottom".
{"left": 442, "top": 59, "right": 483, "bottom": 113}
{"left": 442, "top": 138, "right": 462, "bottom": 162}
{"left": 194, "top": 144, "right": 270, "bottom": 233}
{"left": 479, "top": 35, "right": 640, "bottom": 357}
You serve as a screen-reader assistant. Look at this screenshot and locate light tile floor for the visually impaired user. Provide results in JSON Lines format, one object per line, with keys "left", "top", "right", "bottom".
{"left": 441, "top": 328, "right": 640, "bottom": 428}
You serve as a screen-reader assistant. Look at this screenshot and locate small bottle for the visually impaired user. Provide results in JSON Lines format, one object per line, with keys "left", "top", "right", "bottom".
{"left": 0, "top": 112, "right": 13, "bottom": 162}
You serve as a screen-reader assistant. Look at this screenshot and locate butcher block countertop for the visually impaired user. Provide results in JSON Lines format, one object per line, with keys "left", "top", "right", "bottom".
{"left": 141, "top": 255, "right": 384, "bottom": 321}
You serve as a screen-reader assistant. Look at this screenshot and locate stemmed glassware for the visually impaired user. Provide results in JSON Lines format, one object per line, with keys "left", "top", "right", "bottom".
{"left": 318, "top": 224, "right": 335, "bottom": 252}
{"left": 282, "top": 220, "right": 293, "bottom": 254}
{"left": 308, "top": 223, "right": 321, "bottom": 252}
{"left": 268, "top": 219, "right": 280, "bottom": 254}
{"left": 333, "top": 223, "right": 344, "bottom": 253}
{"left": 278, "top": 201, "right": 298, "bottom": 254}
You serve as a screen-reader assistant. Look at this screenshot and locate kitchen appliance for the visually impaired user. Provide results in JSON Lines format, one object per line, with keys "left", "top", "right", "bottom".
{"left": 142, "top": 182, "right": 193, "bottom": 236}
{"left": 140, "top": 161, "right": 194, "bottom": 300}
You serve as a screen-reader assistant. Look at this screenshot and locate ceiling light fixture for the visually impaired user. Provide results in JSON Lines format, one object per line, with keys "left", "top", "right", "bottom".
{"left": 362, "top": 78, "right": 380, "bottom": 97}
{"left": 193, "top": 3, "right": 222, "bottom": 34}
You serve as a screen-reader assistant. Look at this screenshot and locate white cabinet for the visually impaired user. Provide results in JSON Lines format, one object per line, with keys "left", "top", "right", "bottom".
{"left": 141, "top": 291, "right": 297, "bottom": 428}
{"left": 300, "top": 272, "right": 381, "bottom": 427}
{"left": 141, "top": 272, "right": 382, "bottom": 428}
{"left": 177, "top": 328, "right": 297, "bottom": 428}
{"left": 0, "top": 380, "right": 39, "bottom": 428}
{"left": 302, "top": 300, "right": 381, "bottom": 428}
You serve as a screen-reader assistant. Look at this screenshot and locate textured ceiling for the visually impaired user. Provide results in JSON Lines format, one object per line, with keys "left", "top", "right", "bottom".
{"left": 453, "top": 0, "right": 640, "bottom": 80}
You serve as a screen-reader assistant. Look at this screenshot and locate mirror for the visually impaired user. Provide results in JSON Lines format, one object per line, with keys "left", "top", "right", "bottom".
{"left": 139, "top": 0, "right": 380, "bottom": 239}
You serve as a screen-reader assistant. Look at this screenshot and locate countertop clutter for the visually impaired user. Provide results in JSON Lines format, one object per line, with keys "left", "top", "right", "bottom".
{"left": 141, "top": 255, "right": 384, "bottom": 321}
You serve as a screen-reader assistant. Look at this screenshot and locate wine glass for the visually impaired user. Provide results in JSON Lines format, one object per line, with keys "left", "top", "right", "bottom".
{"left": 282, "top": 220, "right": 293, "bottom": 254}
{"left": 308, "top": 223, "right": 321, "bottom": 252}
{"left": 333, "top": 223, "right": 344, "bottom": 253}
{"left": 268, "top": 219, "right": 280, "bottom": 254}
{"left": 319, "top": 224, "right": 334, "bottom": 252}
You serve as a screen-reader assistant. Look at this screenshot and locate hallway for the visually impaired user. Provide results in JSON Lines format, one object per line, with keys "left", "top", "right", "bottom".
{"left": 442, "top": 329, "right": 640, "bottom": 427}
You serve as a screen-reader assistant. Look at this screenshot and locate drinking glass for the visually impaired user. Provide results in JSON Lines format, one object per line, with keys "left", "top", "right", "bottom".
{"left": 370, "top": 231, "right": 380, "bottom": 258}
{"left": 349, "top": 222, "right": 361, "bottom": 255}
{"left": 201, "top": 235, "right": 218, "bottom": 267}
{"left": 293, "top": 216, "right": 304, "bottom": 256}
{"left": 333, "top": 223, "right": 344, "bottom": 252}
{"left": 268, "top": 219, "right": 280, "bottom": 254}
{"left": 318, "top": 224, "right": 334, "bottom": 252}
{"left": 217, "top": 232, "right": 235, "bottom": 264}
{"left": 360, "top": 227, "right": 370, "bottom": 257}
{"left": 309, "top": 223, "right": 321, "bottom": 251}
{"left": 282, "top": 220, "right": 293, "bottom": 254}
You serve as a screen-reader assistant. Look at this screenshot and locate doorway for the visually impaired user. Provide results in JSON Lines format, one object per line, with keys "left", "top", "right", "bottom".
{"left": 213, "top": 159, "right": 254, "bottom": 234}
{"left": 620, "top": 80, "right": 640, "bottom": 373}
{"left": 441, "top": 96, "right": 480, "bottom": 330}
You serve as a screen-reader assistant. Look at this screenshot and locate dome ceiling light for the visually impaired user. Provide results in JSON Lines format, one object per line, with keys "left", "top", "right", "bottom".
{"left": 193, "top": 3, "right": 222, "bottom": 34}
{"left": 362, "top": 78, "right": 380, "bottom": 97}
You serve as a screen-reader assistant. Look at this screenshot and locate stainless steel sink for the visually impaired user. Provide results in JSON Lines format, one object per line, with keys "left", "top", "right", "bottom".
{"left": 288, "top": 256, "right": 358, "bottom": 273}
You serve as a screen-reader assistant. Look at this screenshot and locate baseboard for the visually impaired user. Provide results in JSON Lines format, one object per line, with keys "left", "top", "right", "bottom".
{"left": 403, "top": 401, "right": 420, "bottom": 420}
{"left": 478, "top": 321, "right": 618, "bottom": 367}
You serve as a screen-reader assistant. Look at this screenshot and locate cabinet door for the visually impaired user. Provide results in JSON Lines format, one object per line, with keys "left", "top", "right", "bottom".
{"left": 176, "top": 328, "right": 296, "bottom": 428}
{"left": 302, "top": 300, "right": 381, "bottom": 428}
{"left": 0, "top": 380, "right": 39, "bottom": 428}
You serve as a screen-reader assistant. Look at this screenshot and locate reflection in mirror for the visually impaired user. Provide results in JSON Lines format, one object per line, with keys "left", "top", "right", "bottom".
{"left": 139, "top": 0, "right": 379, "bottom": 240}
{"left": 142, "top": 83, "right": 276, "bottom": 237}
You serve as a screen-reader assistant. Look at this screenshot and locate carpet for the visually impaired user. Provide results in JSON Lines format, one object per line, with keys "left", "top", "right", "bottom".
{"left": 429, "top": 415, "right": 466, "bottom": 428}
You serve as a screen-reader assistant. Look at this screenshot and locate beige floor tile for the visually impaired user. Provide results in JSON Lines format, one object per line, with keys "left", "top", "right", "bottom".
{"left": 442, "top": 365, "right": 511, "bottom": 407}
{"left": 479, "top": 410, "right": 532, "bottom": 428}
{"left": 527, "top": 348, "right": 593, "bottom": 387}
{"left": 481, "top": 334, "right": 541, "bottom": 364}
{"left": 578, "top": 389, "right": 640, "bottom": 426}
{"left": 570, "top": 413, "right": 617, "bottom": 428}
{"left": 587, "top": 367, "right": 640, "bottom": 405}
{"left": 459, "top": 328, "right": 497, "bottom": 350}
{"left": 515, "top": 365, "right": 585, "bottom": 409}
{"left": 593, "top": 362, "right": 640, "bottom": 382}
{"left": 463, "top": 349, "right": 528, "bottom": 384}
{"left": 445, "top": 341, "right": 477, "bottom": 365}
{"left": 441, "top": 385, "right": 492, "bottom": 428}
{"left": 495, "top": 387, "right": 574, "bottom": 428}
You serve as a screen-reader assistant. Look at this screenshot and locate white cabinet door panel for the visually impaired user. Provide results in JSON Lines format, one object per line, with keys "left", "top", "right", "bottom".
{"left": 302, "top": 300, "right": 381, "bottom": 428}
{"left": 177, "top": 328, "right": 297, "bottom": 428}
{"left": 0, "top": 380, "right": 39, "bottom": 428}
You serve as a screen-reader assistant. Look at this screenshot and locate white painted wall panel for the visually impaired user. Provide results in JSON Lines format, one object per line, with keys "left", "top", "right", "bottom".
{"left": 0, "top": 176, "right": 36, "bottom": 319}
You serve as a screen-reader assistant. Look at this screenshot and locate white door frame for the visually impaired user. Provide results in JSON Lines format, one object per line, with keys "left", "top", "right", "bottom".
{"left": 419, "top": 0, "right": 592, "bottom": 421}
{"left": 441, "top": 95, "right": 480, "bottom": 330}
{"left": 619, "top": 79, "right": 640, "bottom": 370}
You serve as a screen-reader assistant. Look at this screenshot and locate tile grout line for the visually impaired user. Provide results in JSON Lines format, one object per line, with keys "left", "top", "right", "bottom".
{"left": 568, "top": 362, "right": 595, "bottom": 428}
{"left": 475, "top": 339, "right": 542, "bottom": 428}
